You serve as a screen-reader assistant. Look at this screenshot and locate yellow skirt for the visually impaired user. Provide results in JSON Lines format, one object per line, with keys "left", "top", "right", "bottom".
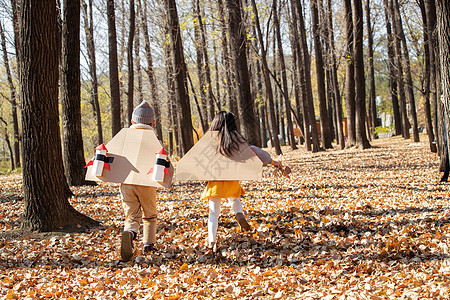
{"left": 201, "top": 181, "right": 245, "bottom": 200}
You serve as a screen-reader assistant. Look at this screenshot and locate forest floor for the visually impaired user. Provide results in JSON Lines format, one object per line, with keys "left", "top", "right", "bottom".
{"left": 1, "top": 134, "right": 450, "bottom": 299}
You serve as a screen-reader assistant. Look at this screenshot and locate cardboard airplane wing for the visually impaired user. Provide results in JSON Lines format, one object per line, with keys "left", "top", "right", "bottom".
{"left": 175, "top": 131, "right": 263, "bottom": 181}
{"left": 85, "top": 128, "right": 174, "bottom": 188}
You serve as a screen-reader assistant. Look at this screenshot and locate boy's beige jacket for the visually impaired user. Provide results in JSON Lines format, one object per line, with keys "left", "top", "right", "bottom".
{"left": 85, "top": 127, "right": 173, "bottom": 188}
{"left": 175, "top": 131, "right": 263, "bottom": 181}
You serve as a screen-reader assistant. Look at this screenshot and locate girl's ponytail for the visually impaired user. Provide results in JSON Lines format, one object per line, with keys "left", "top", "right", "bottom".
{"left": 210, "top": 111, "right": 245, "bottom": 158}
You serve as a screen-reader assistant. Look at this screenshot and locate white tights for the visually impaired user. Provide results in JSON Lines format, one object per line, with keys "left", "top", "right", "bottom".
{"left": 208, "top": 197, "right": 244, "bottom": 243}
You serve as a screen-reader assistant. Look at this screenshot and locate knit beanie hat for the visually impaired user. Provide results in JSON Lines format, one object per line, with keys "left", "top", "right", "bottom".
{"left": 132, "top": 100, "right": 155, "bottom": 125}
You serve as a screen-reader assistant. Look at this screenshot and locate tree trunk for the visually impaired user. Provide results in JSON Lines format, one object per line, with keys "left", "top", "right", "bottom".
{"left": 193, "top": 0, "right": 209, "bottom": 133}
{"left": 211, "top": 21, "right": 221, "bottom": 112}
{"left": 383, "top": 0, "right": 401, "bottom": 136}
{"left": 365, "top": 0, "right": 377, "bottom": 140}
{"left": 290, "top": 0, "right": 312, "bottom": 151}
{"left": 61, "top": 0, "right": 87, "bottom": 186}
{"left": 164, "top": 28, "right": 180, "bottom": 155}
{"left": 19, "top": 0, "right": 98, "bottom": 231}
{"left": 310, "top": 0, "right": 332, "bottom": 149}
{"left": 0, "top": 21, "right": 20, "bottom": 169}
{"left": 419, "top": 0, "right": 437, "bottom": 153}
{"left": 140, "top": 0, "right": 163, "bottom": 139}
{"left": 344, "top": 0, "right": 356, "bottom": 147}
{"left": 426, "top": 0, "right": 439, "bottom": 154}
{"left": 353, "top": 0, "right": 370, "bottom": 149}
{"left": 135, "top": 9, "right": 143, "bottom": 104}
{"left": 273, "top": 0, "right": 296, "bottom": 150}
{"left": 437, "top": 0, "right": 450, "bottom": 164}
{"left": 197, "top": 0, "right": 216, "bottom": 120}
{"left": 294, "top": 0, "right": 320, "bottom": 152}
{"left": 81, "top": 0, "right": 103, "bottom": 145}
{"left": 217, "top": 0, "right": 234, "bottom": 114}
{"left": 325, "top": 0, "right": 344, "bottom": 149}
{"left": 248, "top": 0, "right": 280, "bottom": 153}
{"left": 389, "top": 0, "right": 409, "bottom": 139}
{"left": 0, "top": 117, "right": 14, "bottom": 170}
{"left": 394, "top": 0, "right": 419, "bottom": 142}
{"left": 164, "top": 0, "right": 194, "bottom": 154}
{"left": 126, "top": 0, "right": 135, "bottom": 126}
{"left": 107, "top": 0, "right": 121, "bottom": 136}
{"left": 224, "top": 0, "right": 261, "bottom": 147}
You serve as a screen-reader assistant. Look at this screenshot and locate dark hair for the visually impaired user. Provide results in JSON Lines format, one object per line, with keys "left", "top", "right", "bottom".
{"left": 209, "top": 111, "right": 246, "bottom": 158}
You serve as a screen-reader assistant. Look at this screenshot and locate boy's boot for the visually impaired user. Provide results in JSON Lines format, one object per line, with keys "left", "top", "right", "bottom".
{"left": 120, "top": 231, "right": 135, "bottom": 261}
{"left": 235, "top": 213, "right": 251, "bottom": 231}
{"left": 143, "top": 243, "right": 155, "bottom": 255}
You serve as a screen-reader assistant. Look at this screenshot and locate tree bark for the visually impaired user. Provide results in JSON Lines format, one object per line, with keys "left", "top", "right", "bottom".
{"left": 394, "top": 0, "right": 419, "bottom": 142}
{"left": 217, "top": 0, "right": 235, "bottom": 114}
{"left": 437, "top": 0, "right": 450, "bottom": 164}
{"left": 224, "top": 0, "right": 261, "bottom": 147}
{"left": 383, "top": 0, "right": 401, "bottom": 136}
{"left": 19, "top": 0, "right": 98, "bottom": 231}
{"left": 353, "top": 0, "right": 370, "bottom": 149}
{"left": 81, "top": 0, "right": 103, "bottom": 145}
{"left": 135, "top": 8, "right": 143, "bottom": 104}
{"left": 0, "top": 117, "right": 14, "bottom": 170}
{"left": 140, "top": 0, "right": 163, "bottom": 139}
{"left": 61, "top": 0, "right": 87, "bottom": 186}
{"left": 273, "top": 0, "right": 297, "bottom": 150}
{"left": 248, "top": 0, "right": 280, "bottom": 154}
{"left": 193, "top": 0, "right": 209, "bottom": 133}
{"left": 325, "top": 0, "right": 344, "bottom": 149}
{"left": 294, "top": 0, "right": 320, "bottom": 152}
{"left": 197, "top": 0, "right": 216, "bottom": 120}
{"left": 290, "top": 0, "right": 312, "bottom": 151}
{"left": 389, "top": 0, "right": 409, "bottom": 139}
{"left": 310, "top": 0, "right": 332, "bottom": 149}
{"left": 126, "top": 0, "right": 135, "bottom": 126}
{"left": 164, "top": 0, "right": 194, "bottom": 154}
{"left": 107, "top": 0, "right": 121, "bottom": 136}
{"left": 344, "top": 0, "right": 356, "bottom": 147}
{"left": 419, "top": 0, "right": 437, "bottom": 153}
{"left": 365, "top": 0, "right": 377, "bottom": 140}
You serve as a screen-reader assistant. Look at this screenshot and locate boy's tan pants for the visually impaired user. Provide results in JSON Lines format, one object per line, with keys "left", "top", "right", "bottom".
{"left": 120, "top": 183, "right": 157, "bottom": 244}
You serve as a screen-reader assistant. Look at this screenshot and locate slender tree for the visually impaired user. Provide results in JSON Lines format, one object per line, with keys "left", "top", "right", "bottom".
{"left": 126, "top": 0, "right": 136, "bottom": 126}
{"left": 365, "top": 0, "right": 377, "bottom": 140}
{"left": 224, "top": 0, "right": 261, "bottom": 147}
{"left": 437, "top": 0, "right": 450, "bottom": 161}
{"left": 19, "top": 0, "right": 98, "bottom": 231}
{"left": 81, "top": 0, "right": 103, "bottom": 145}
{"left": 294, "top": 0, "right": 320, "bottom": 152}
{"left": 419, "top": 0, "right": 437, "bottom": 152}
{"left": 273, "top": 0, "right": 297, "bottom": 150}
{"left": 193, "top": 0, "right": 209, "bottom": 132}
{"left": 61, "top": 0, "right": 87, "bottom": 186}
{"left": 249, "top": 0, "right": 281, "bottom": 154}
{"left": 393, "top": 0, "right": 419, "bottom": 142}
{"left": 325, "top": 0, "right": 345, "bottom": 149}
{"left": 344, "top": 0, "right": 356, "bottom": 147}
{"left": 289, "top": 0, "right": 312, "bottom": 151}
{"left": 140, "top": 0, "right": 163, "bottom": 138}
{"left": 353, "top": 0, "right": 370, "bottom": 149}
{"left": 389, "top": 0, "right": 409, "bottom": 139}
{"left": 310, "top": 0, "right": 332, "bottom": 149}
{"left": 107, "top": 0, "right": 121, "bottom": 136}
{"left": 0, "top": 21, "right": 20, "bottom": 168}
{"left": 383, "top": 0, "right": 401, "bottom": 136}
{"left": 164, "top": 0, "right": 194, "bottom": 154}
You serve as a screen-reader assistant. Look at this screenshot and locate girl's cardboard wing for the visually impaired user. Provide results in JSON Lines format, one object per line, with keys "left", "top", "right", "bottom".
{"left": 85, "top": 128, "right": 174, "bottom": 188}
{"left": 175, "top": 131, "right": 263, "bottom": 181}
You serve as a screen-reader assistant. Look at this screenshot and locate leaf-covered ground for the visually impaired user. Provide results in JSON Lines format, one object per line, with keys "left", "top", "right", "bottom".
{"left": 1, "top": 135, "right": 450, "bottom": 299}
